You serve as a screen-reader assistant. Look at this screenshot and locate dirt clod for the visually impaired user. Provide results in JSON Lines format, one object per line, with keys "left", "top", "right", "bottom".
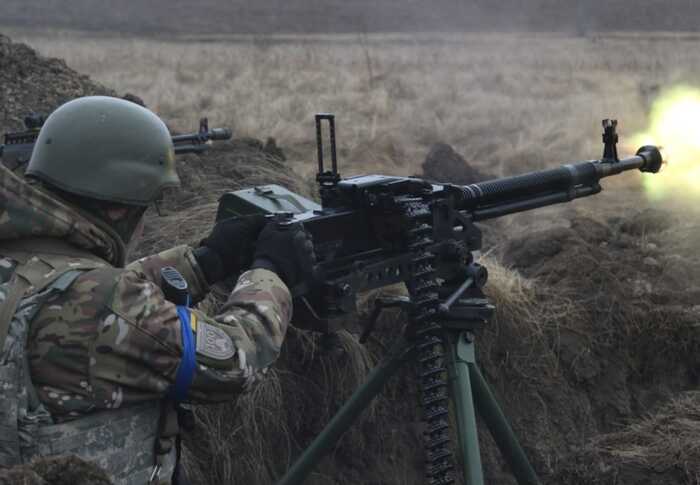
{"left": 263, "top": 137, "right": 286, "bottom": 161}
{"left": 421, "top": 142, "right": 491, "bottom": 184}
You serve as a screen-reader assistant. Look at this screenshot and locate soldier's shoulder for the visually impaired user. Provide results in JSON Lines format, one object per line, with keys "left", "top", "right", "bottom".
{"left": 53, "top": 263, "right": 153, "bottom": 312}
{"left": 67, "top": 265, "right": 178, "bottom": 335}
{"left": 72, "top": 265, "right": 153, "bottom": 298}
{"left": 61, "top": 265, "right": 126, "bottom": 308}
{"left": 73, "top": 264, "right": 124, "bottom": 288}
{"left": 108, "top": 267, "right": 176, "bottom": 325}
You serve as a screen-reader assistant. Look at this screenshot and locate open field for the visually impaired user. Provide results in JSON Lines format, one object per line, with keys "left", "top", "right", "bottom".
{"left": 6, "top": 28, "right": 700, "bottom": 185}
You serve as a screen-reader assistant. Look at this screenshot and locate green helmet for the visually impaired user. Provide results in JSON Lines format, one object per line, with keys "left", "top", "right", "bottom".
{"left": 26, "top": 96, "right": 179, "bottom": 206}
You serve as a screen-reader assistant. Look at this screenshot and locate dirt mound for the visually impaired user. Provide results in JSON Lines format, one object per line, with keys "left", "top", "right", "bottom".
{"left": 0, "top": 455, "right": 111, "bottom": 485}
{"left": 501, "top": 208, "right": 700, "bottom": 394}
{"left": 0, "top": 34, "right": 114, "bottom": 134}
{"left": 421, "top": 142, "right": 491, "bottom": 184}
{"left": 478, "top": 208, "right": 700, "bottom": 484}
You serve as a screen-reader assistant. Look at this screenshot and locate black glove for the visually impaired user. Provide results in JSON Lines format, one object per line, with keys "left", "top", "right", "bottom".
{"left": 194, "top": 215, "right": 267, "bottom": 284}
{"left": 252, "top": 222, "right": 315, "bottom": 288}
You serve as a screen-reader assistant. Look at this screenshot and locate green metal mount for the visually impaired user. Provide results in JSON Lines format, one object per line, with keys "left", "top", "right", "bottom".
{"left": 275, "top": 286, "right": 542, "bottom": 485}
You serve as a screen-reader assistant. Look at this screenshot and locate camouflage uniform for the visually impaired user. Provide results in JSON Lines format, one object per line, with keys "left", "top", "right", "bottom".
{"left": 0, "top": 163, "right": 291, "bottom": 481}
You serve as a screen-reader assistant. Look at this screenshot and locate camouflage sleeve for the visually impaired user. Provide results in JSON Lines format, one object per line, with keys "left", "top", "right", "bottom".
{"left": 29, "top": 262, "right": 291, "bottom": 417}
{"left": 125, "top": 245, "right": 209, "bottom": 303}
{"left": 185, "top": 269, "right": 292, "bottom": 402}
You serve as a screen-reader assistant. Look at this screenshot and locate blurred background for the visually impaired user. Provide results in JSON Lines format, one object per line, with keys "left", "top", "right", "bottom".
{"left": 4, "top": 0, "right": 700, "bottom": 33}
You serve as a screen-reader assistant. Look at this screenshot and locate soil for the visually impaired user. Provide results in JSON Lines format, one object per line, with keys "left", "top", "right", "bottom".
{"left": 482, "top": 207, "right": 700, "bottom": 484}
{"left": 421, "top": 142, "right": 492, "bottom": 185}
{"left": 0, "top": 34, "right": 114, "bottom": 134}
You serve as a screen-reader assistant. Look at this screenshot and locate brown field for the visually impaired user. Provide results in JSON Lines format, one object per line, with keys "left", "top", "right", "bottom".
{"left": 7, "top": 28, "right": 700, "bottom": 183}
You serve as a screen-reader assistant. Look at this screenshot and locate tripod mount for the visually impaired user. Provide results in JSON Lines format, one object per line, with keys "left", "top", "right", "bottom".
{"left": 277, "top": 267, "right": 541, "bottom": 485}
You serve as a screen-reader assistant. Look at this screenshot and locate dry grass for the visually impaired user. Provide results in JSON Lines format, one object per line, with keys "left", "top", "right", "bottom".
{"left": 554, "top": 392, "right": 700, "bottom": 484}
{"left": 597, "top": 392, "right": 700, "bottom": 476}
{"left": 183, "top": 292, "right": 417, "bottom": 484}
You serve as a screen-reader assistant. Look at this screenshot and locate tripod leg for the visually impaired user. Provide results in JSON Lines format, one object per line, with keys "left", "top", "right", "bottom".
{"left": 446, "top": 332, "right": 485, "bottom": 485}
{"left": 469, "top": 360, "right": 541, "bottom": 485}
{"left": 276, "top": 336, "right": 417, "bottom": 485}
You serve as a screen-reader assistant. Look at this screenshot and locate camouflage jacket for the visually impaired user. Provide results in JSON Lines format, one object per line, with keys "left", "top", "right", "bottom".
{"left": 0, "top": 164, "right": 292, "bottom": 421}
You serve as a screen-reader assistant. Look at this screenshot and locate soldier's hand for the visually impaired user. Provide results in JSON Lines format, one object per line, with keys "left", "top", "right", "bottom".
{"left": 195, "top": 215, "right": 268, "bottom": 283}
{"left": 252, "top": 222, "right": 315, "bottom": 288}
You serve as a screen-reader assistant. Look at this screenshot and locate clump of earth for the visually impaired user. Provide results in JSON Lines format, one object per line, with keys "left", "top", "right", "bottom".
{"left": 421, "top": 142, "right": 492, "bottom": 184}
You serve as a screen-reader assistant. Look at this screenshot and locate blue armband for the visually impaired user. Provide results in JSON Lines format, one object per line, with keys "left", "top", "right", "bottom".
{"left": 168, "top": 300, "right": 197, "bottom": 402}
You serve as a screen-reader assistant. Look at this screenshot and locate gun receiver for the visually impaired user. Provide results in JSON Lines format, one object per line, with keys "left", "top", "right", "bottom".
{"left": 455, "top": 143, "right": 662, "bottom": 221}
{"left": 1, "top": 113, "right": 231, "bottom": 173}
{"left": 218, "top": 117, "right": 662, "bottom": 332}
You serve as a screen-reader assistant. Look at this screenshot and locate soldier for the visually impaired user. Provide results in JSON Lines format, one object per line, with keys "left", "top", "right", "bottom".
{"left": 0, "top": 96, "right": 312, "bottom": 484}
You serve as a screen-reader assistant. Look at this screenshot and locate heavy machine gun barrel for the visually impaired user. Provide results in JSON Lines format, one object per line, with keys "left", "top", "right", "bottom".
{"left": 456, "top": 144, "right": 663, "bottom": 221}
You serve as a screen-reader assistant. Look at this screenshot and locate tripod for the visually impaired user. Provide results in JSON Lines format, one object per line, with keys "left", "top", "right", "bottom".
{"left": 276, "top": 273, "right": 541, "bottom": 485}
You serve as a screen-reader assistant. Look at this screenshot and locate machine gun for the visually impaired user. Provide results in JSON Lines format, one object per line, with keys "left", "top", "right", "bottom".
{"left": 171, "top": 117, "right": 232, "bottom": 154}
{"left": 216, "top": 114, "right": 663, "bottom": 485}
{"left": 0, "top": 115, "right": 231, "bottom": 173}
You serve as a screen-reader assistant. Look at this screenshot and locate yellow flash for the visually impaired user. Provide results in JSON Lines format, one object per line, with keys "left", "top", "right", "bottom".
{"left": 632, "top": 86, "right": 700, "bottom": 199}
